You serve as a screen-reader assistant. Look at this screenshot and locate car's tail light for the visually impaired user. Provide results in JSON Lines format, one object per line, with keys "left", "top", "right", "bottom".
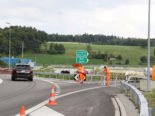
{"left": 13, "top": 69, "right": 19, "bottom": 72}
{"left": 28, "top": 70, "right": 33, "bottom": 73}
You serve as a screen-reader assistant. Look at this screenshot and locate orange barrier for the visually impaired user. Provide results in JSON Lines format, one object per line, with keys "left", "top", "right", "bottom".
{"left": 73, "top": 64, "right": 82, "bottom": 67}
{"left": 48, "top": 85, "right": 57, "bottom": 105}
{"left": 20, "top": 106, "right": 25, "bottom": 116}
{"left": 152, "top": 66, "right": 155, "bottom": 80}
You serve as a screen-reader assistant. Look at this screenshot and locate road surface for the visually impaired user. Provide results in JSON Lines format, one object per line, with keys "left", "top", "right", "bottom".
{"left": 0, "top": 74, "right": 120, "bottom": 116}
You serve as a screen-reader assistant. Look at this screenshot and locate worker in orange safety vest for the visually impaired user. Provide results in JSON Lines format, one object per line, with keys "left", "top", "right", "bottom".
{"left": 75, "top": 64, "right": 87, "bottom": 84}
{"left": 104, "top": 66, "right": 110, "bottom": 86}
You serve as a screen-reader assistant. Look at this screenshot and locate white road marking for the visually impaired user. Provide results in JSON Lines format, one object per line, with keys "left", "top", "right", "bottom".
{"left": 111, "top": 98, "right": 120, "bottom": 116}
{"left": 36, "top": 78, "right": 61, "bottom": 95}
{"left": 0, "top": 78, "right": 3, "bottom": 84}
{"left": 15, "top": 84, "right": 106, "bottom": 116}
{"left": 30, "top": 106, "right": 64, "bottom": 116}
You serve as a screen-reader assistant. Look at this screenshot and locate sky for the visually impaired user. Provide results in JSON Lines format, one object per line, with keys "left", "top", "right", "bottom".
{"left": 0, "top": 0, "right": 155, "bottom": 38}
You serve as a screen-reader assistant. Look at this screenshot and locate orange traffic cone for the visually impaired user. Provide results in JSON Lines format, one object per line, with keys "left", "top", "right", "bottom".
{"left": 48, "top": 84, "right": 57, "bottom": 105}
{"left": 20, "top": 106, "right": 25, "bottom": 116}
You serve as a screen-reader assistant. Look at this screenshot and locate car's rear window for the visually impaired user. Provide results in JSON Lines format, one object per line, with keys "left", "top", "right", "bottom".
{"left": 15, "top": 65, "right": 31, "bottom": 69}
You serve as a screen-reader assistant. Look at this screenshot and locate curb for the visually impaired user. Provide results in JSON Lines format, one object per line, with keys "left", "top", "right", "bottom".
{"left": 112, "top": 97, "right": 127, "bottom": 116}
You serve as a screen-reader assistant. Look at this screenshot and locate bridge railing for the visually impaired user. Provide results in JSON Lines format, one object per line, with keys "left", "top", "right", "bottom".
{"left": 121, "top": 81, "right": 151, "bottom": 116}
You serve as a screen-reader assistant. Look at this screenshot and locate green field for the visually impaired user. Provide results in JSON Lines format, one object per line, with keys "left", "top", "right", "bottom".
{"left": 22, "top": 42, "right": 155, "bottom": 66}
{"left": 144, "top": 89, "right": 155, "bottom": 116}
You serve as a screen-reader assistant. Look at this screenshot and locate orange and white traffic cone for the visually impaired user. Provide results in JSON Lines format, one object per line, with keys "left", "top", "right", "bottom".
{"left": 48, "top": 84, "right": 57, "bottom": 105}
{"left": 20, "top": 106, "right": 25, "bottom": 116}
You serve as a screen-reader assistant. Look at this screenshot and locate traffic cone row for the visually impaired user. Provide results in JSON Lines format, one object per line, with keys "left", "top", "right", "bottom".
{"left": 48, "top": 84, "right": 57, "bottom": 105}
{"left": 19, "top": 84, "right": 57, "bottom": 116}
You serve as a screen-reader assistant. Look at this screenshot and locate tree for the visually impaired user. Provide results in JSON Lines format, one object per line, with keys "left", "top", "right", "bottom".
{"left": 86, "top": 44, "right": 92, "bottom": 58}
{"left": 0, "top": 26, "right": 48, "bottom": 56}
{"left": 48, "top": 43, "right": 57, "bottom": 54}
{"left": 86, "top": 44, "right": 92, "bottom": 54}
{"left": 48, "top": 43, "right": 65, "bottom": 54}
{"left": 117, "top": 54, "right": 122, "bottom": 60}
{"left": 58, "top": 44, "right": 65, "bottom": 54}
{"left": 140, "top": 56, "right": 147, "bottom": 63}
{"left": 95, "top": 51, "right": 102, "bottom": 59}
{"left": 55, "top": 44, "right": 65, "bottom": 54}
{"left": 125, "top": 59, "right": 129, "bottom": 65}
{"left": 48, "top": 34, "right": 154, "bottom": 47}
{"left": 103, "top": 52, "right": 108, "bottom": 61}
{"left": 109, "top": 61, "right": 112, "bottom": 65}
{"left": 43, "top": 42, "right": 48, "bottom": 53}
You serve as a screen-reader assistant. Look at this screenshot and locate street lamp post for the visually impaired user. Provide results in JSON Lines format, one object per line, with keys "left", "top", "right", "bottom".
{"left": 6, "top": 22, "right": 11, "bottom": 70}
{"left": 22, "top": 41, "right": 24, "bottom": 58}
{"left": 147, "top": 0, "right": 151, "bottom": 91}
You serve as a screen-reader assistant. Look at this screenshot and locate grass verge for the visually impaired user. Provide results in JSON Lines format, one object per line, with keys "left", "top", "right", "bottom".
{"left": 144, "top": 89, "right": 155, "bottom": 116}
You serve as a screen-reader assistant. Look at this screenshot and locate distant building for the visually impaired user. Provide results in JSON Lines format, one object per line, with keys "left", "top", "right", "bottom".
{"left": 109, "top": 56, "right": 116, "bottom": 61}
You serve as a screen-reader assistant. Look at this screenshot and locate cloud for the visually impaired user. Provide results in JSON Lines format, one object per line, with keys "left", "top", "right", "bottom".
{"left": 0, "top": 0, "right": 155, "bottom": 38}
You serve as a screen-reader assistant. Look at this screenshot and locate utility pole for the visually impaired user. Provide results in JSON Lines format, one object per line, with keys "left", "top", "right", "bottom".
{"left": 22, "top": 41, "right": 24, "bottom": 58}
{"left": 35, "top": 54, "right": 36, "bottom": 62}
{"left": 147, "top": 0, "right": 151, "bottom": 91}
{"left": 6, "top": 22, "right": 11, "bottom": 70}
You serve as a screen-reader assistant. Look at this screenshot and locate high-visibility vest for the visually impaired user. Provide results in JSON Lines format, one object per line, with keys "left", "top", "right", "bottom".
{"left": 77, "top": 66, "right": 87, "bottom": 75}
{"left": 104, "top": 68, "right": 110, "bottom": 78}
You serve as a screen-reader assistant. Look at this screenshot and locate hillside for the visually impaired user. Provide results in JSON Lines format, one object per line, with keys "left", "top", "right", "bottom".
{"left": 22, "top": 42, "right": 155, "bottom": 66}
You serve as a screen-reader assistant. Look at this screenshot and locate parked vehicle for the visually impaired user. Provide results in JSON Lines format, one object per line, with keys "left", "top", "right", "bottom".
{"left": 11, "top": 64, "right": 33, "bottom": 81}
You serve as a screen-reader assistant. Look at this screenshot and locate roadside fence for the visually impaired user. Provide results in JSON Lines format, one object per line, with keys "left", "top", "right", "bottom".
{"left": 121, "top": 81, "right": 153, "bottom": 116}
{"left": 34, "top": 72, "right": 120, "bottom": 87}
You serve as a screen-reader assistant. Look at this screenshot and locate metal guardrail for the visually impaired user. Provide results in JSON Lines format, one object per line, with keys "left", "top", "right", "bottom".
{"left": 34, "top": 71, "right": 106, "bottom": 80}
{"left": 121, "top": 81, "right": 150, "bottom": 116}
{"left": 127, "top": 75, "right": 145, "bottom": 82}
{"left": 34, "top": 72, "right": 119, "bottom": 87}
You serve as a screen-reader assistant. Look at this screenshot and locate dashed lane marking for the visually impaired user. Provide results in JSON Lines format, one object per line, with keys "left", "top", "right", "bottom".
{"left": 35, "top": 78, "right": 61, "bottom": 95}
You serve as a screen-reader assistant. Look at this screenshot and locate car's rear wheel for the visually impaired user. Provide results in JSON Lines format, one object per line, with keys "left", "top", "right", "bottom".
{"left": 28, "top": 77, "right": 33, "bottom": 81}
{"left": 11, "top": 76, "right": 16, "bottom": 81}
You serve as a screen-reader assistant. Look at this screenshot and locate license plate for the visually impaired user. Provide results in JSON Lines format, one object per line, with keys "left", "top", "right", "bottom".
{"left": 17, "top": 70, "right": 25, "bottom": 73}
{"left": 21, "top": 70, "right": 25, "bottom": 73}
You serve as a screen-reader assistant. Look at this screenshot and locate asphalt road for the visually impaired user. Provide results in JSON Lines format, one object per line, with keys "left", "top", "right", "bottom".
{"left": 0, "top": 74, "right": 120, "bottom": 116}
{"left": 0, "top": 75, "right": 51, "bottom": 116}
{"left": 47, "top": 87, "right": 120, "bottom": 116}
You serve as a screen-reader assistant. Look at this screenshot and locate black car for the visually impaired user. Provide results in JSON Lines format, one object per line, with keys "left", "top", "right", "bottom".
{"left": 11, "top": 64, "right": 33, "bottom": 81}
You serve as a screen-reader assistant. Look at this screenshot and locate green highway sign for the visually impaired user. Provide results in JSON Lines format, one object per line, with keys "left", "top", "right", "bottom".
{"left": 76, "top": 57, "right": 88, "bottom": 63}
{"left": 76, "top": 51, "right": 88, "bottom": 57}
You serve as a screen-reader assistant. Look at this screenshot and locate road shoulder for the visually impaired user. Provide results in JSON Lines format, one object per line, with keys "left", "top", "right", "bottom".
{"left": 117, "top": 94, "right": 139, "bottom": 116}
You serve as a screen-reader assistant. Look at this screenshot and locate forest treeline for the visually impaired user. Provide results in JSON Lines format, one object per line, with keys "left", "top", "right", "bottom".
{"left": 0, "top": 26, "right": 48, "bottom": 56}
{"left": 1, "top": 26, "right": 155, "bottom": 57}
{"left": 48, "top": 34, "right": 155, "bottom": 47}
